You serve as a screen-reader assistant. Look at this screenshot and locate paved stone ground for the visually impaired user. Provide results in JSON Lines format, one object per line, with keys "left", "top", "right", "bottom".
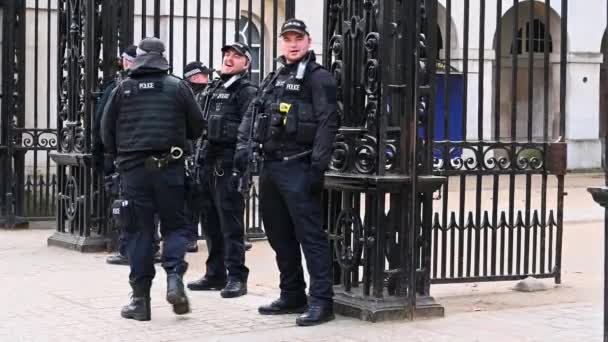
{"left": 0, "top": 228, "right": 603, "bottom": 342}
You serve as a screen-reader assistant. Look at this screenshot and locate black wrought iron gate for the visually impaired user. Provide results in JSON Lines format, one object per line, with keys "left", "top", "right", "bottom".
{"left": 1, "top": 0, "right": 58, "bottom": 228}
{"left": 429, "top": 0, "right": 567, "bottom": 285}
{"left": 48, "top": 0, "right": 291, "bottom": 250}
{"left": 323, "top": 0, "right": 567, "bottom": 321}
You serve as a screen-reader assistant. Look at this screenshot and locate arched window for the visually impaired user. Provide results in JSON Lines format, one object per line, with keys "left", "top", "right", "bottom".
{"left": 238, "top": 16, "right": 261, "bottom": 84}
{"left": 511, "top": 19, "right": 553, "bottom": 54}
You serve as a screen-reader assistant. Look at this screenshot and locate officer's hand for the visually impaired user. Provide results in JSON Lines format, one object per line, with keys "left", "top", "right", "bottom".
{"left": 309, "top": 165, "right": 325, "bottom": 194}
{"left": 104, "top": 173, "right": 120, "bottom": 196}
{"left": 230, "top": 171, "right": 241, "bottom": 192}
{"left": 233, "top": 149, "right": 251, "bottom": 173}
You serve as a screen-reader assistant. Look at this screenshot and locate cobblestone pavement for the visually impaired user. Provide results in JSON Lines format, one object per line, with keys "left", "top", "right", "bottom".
{"left": 0, "top": 228, "right": 603, "bottom": 342}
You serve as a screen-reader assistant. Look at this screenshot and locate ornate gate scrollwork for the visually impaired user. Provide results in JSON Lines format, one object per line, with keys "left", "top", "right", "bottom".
{"left": 329, "top": 209, "right": 364, "bottom": 271}
{"left": 323, "top": 0, "right": 445, "bottom": 322}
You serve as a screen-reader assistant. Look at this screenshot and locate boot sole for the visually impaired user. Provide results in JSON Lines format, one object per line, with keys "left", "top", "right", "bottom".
{"left": 258, "top": 306, "right": 307, "bottom": 315}
{"left": 120, "top": 312, "right": 151, "bottom": 321}
{"left": 187, "top": 285, "right": 225, "bottom": 291}
{"left": 220, "top": 289, "right": 247, "bottom": 298}
{"left": 166, "top": 293, "right": 191, "bottom": 315}
{"left": 106, "top": 260, "right": 129, "bottom": 266}
{"left": 296, "top": 313, "right": 335, "bottom": 327}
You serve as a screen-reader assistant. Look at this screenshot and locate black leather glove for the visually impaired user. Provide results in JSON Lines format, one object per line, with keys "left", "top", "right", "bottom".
{"left": 230, "top": 170, "right": 242, "bottom": 192}
{"left": 104, "top": 173, "right": 120, "bottom": 197}
{"left": 309, "top": 165, "right": 325, "bottom": 194}
{"left": 233, "top": 148, "right": 251, "bottom": 173}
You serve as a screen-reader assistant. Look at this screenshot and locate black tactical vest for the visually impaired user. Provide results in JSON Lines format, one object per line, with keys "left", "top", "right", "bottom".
{"left": 259, "top": 62, "right": 321, "bottom": 156}
{"left": 203, "top": 76, "right": 253, "bottom": 150}
{"left": 116, "top": 74, "right": 186, "bottom": 154}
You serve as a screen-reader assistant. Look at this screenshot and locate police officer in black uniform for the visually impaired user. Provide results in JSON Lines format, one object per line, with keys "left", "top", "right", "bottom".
{"left": 187, "top": 42, "right": 257, "bottom": 298}
{"left": 183, "top": 61, "right": 214, "bottom": 253}
{"left": 235, "top": 19, "right": 338, "bottom": 326}
{"left": 101, "top": 37, "right": 204, "bottom": 321}
{"left": 93, "top": 45, "right": 137, "bottom": 265}
{"left": 94, "top": 46, "right": 163, "bottom": 266}
{"left": 184, "top": 61, "right": 213, "bottom": 95}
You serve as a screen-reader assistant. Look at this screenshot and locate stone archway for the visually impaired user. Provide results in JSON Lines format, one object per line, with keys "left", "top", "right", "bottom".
{"left": 493, "top": 0, "right": 562, "bottom": 142}
{"left": 436, "top": 1, "right": 459, "bottom": 60}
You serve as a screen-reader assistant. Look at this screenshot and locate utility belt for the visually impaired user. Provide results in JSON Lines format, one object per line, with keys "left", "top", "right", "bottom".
{"left": 254, "top": 102, "right": 317, "bottom": 145}
{"left": 144, "top": 146, "right": 185, "bottom": 170}
{"left": 111, "top": 147, "right": 185, "bottom": 233}
{"left": 263, "top": 148, "right": 312, "bottom": 162}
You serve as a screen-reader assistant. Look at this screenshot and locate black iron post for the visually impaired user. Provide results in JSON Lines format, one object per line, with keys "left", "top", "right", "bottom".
{"left": 587, "top": 187, "right": 608, "bottom": 342}
{"left": 0, "top": 0, "right": 28, "bottom": 229}
{"left": 285, "top": 0, "right": 295, "bottom": 19}
{"left": 323, "top": 0, "right": 445, "bottom": 322}
{"left": 48, "top": 0, "right": 108, "bottom": 251}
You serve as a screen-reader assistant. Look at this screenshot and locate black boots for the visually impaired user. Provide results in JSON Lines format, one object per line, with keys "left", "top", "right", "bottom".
{"left": 296, "top": 303, "right": 335, "bottom": 326}
{"left": 187, "top": 276, "right": 227, "bottom": 291}
{"left": 220, "top": 280, "right": 247, "bottom": 298}
{"left": 187, "top": 277, "right": 246, "bottom": 298}
{"left": 121, "top": 282, "right": 151, "bottom": 321}
{"left": 258, "top": 297, "right": 308, "bottom": 315}
{"left": 258, "top": 297, "right": 334, "bottom": 326}
{"left": 166, "top": 273, "right": 191, "bottom": 315}
{"left": 186, "top": 241, "right": 199, "bottom": 253}
{"left": 106, "top": 253, "right": 129, "bottom": 265}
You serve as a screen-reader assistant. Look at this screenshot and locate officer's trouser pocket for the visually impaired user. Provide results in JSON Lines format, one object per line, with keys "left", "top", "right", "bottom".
{"left": 112, "top": 199, "right": 137, "bottom": 232}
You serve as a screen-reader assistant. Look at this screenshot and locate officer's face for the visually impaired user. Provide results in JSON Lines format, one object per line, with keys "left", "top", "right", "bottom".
{"left": 187, "top": 73, "right": 209, "bottom": 84}
{"left": 280, "top": 32, "right": 311, "bottom": 64}
{"left": 122, "top": 58, "right": 133, "bottom": 71}
{"left": 221, "top": 49, "right": 249, "bottom": 75}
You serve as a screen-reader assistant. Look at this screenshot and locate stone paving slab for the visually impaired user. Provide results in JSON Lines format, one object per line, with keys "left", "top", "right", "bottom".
{"left": 0, "top": 228, "right": 604, "bottom": 341}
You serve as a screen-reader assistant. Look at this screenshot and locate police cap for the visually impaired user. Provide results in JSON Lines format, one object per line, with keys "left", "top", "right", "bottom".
{"left": 221, "top": 42, "right": 253, "bottom": 62}
{"left": 137, "top": 37, "right": 166, "bottom": 55}
{"left": 280, "top": 18, "right": 309, "bottom": 37}
{"left": 121, "top": 45, "right": 137, "bottom": 62}
{"left": 183, "top": 61, "right": 214, "bottom": 79}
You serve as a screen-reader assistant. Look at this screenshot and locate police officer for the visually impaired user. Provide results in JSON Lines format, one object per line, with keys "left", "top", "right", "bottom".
{"left": 93, "top": 45, "right": 136, "bottom": 265}
{"left": 101, "top": 37, "right": 204, "bottom": 321}
{"left": 183, "top": 61, "right": 214, "bottom": 253}
{"left": 96, "top": 46, "right": 162, "bottom": 266}
{"left": 93, "top": 45, "right": 137, "bottom": 174}
{"left": 184, "top": 61, "right": 213, "bottom": 95}
{"left": 187, "top": 42, "right": 257, "bottom": 298}
{"left": 235, "top": 19, "right": 338, "bottom": 326}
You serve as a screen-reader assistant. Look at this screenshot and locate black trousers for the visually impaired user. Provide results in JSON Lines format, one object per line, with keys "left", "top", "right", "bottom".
{"left": 201, "top": 159, "right": 249, "bottom": 282}
{"left": 259, "top": 159, "right": 333, "bottom": 305}
{"left": 121, "top": 163, "right": 190, "bottom": 288}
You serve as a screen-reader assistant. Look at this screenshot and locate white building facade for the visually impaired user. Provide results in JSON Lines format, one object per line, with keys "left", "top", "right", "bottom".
{"left": 15, "top": 0, "right": 608, "bottom": 170}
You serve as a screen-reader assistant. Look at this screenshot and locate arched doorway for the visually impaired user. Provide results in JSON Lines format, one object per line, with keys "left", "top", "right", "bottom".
{"left": 493, "top": 0, "right": 562, "bottom": 142}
